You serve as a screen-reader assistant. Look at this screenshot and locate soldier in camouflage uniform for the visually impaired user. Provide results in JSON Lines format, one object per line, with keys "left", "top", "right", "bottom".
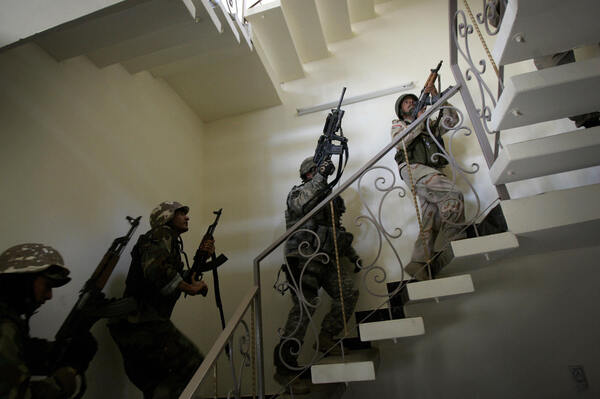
{"left": 0, "top": 243, "right": 97, "bottom": 399}
{"left": 108, "top": 201, "right": 213, "bottom": 399}
{"left": 391, "top": 85, "right": 465, "bottom": 280}
{"left": 273, "top": 158, "right": 361, "bottom": 394}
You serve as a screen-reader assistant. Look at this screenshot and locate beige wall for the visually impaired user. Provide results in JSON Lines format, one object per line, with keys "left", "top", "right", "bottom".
{"left": 0, "top": 43, "right": 205, "bottom": 397}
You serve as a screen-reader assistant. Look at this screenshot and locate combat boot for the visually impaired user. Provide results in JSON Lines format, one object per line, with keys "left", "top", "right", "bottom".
{"left": 273, "top": 367, "right": 311, "bottom": 394}
{"left": 273, "top": 341, "right": 311, "bottom": 394}
{"left": 404, "top": 261, "right": 431, "bottom": 281}
{"left": 313, "top": 333, "right": 345, "bottom": 356}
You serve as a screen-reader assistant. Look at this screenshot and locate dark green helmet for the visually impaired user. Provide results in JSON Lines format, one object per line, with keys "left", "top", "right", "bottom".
{"left": 299, "top": 157, "right": 317, "bottom": 180}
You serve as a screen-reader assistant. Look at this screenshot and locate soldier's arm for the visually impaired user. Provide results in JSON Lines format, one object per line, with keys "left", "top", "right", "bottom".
{"left": 288, "top": 172, "right": 330, "bottom": 216}
{"left": 140, "top": 230, "right": 183, "bottom": 296}
{"left": 391, "top": 119, "right": 422, "bottom": 151}
{"left": 0, "top": 321, "right": 65, "bottom": 399}
{"left": 435, "top": 101, "right": 459, "bottom": 136}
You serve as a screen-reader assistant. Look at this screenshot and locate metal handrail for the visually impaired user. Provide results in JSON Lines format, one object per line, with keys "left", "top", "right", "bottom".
{"left": 180, "top": 285, "right": 259, "bottom": 399}
{"left": 251, "top": 84, "right": 462, "bottom": 397}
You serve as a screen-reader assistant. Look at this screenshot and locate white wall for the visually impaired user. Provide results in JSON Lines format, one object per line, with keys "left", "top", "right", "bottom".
{"left": 0, "top": 0, "right": 125, "bottom": 48}
{"left": 0, "top": 43, "right": 206, "bottom": 398}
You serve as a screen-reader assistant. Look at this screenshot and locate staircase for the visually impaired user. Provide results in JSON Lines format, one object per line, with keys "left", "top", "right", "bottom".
{"left": 27, "top": 0, "right": 280, "bottom": 122}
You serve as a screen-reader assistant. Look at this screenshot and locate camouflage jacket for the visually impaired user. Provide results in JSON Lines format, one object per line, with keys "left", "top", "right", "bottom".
{"left": 0, "top": 302, "right": 66, "bottom": 399}
{"left": 284, "top": 172, "right": 358, "bottom": 260}
{"left": 123, "top": 225, "right": 185, "bottom": 322}
{"left": 390, "top": 101, "right": 459, "bottom": 170}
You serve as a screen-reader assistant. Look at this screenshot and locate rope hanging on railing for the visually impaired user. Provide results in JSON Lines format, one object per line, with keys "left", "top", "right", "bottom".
{"left": 329, "top": 201, "right": 349, "bottom": 337}
{"left": 462, "top": 0, "right": 501, "bottom": 80}
{"left": 402, "top": 139, "right": 433, "bottom": 280}
{"left": 213, "top": 363, "right": 218, "bottom": 399}
{"left": 250, "top": 301, "right": 257, "bottom": 399}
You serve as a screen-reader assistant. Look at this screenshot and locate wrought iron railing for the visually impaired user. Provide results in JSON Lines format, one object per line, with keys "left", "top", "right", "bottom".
{"left": 180, "top": 286, "right": 258, "bottom": 399}
{"left": 449, "top": 0, "right": 509, "bottom": 200}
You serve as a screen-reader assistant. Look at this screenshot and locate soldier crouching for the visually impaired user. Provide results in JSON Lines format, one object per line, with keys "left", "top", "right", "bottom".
{"left": 108, "top": 201, "right": 213, "bottom": 399}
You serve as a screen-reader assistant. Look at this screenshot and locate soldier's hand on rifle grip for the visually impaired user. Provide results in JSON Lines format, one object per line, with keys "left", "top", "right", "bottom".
{"left": 318, "top": 159, "right": 335, "bottom": 176}
{"left": 179, "top": 274, "right": 209, "bottom": 296}
{"left": 424, "top": 83, "right": 438, "bottom": 97}
{"left": 199, "top": 238, "right": 215, "bottom": 256}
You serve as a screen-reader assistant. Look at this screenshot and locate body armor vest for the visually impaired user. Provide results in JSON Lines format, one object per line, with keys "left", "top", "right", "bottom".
{"left": 395, "top": 119, "right": 448, "bottom": 169}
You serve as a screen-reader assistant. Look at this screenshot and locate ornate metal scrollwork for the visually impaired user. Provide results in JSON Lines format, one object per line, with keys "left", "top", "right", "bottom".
{"left": 453, "top": 8, "right": 501, "bottom": 137}
{"left": 274, "top": 229, "right": 329, "bottom": 371}
{"left": 355, "top": 166, "right": 407, "bottom": 296}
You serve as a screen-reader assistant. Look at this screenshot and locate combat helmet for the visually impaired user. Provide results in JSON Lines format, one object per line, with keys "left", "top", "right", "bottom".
{"left": 299, "top": 157, "right": 317, "bottom": 181}
{"left": 0, "top": 243, "right": 71, "bottom": 287}
{"left": 395, "top": 93, "right": 419, "bottom": 119}
{"left": 150, "top": 201, "right": 189, "bottom": 229}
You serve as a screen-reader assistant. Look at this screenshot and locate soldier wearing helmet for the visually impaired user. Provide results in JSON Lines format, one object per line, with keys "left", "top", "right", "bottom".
{"left": 0, "top": 243, "right": 97, "bottom": 399}
{"left": 108, "top": 201, "right": 214, "bottom": 398}
{"left": 391, "top": 83, "right": 465, "bottom": 280}
{"left": 274, "top": 157, "right": 361, "bottom": 394}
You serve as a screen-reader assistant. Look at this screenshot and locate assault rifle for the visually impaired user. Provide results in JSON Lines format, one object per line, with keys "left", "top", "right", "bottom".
{"left": 313, "top": 87, "right": 349, "bottom": 188}
{"left": 186, "top": 209, "right": 228, "bottom": 328}
{"left": 411, "top": 60, "right": 448, "bottom": 120}
{"left": 53, "top": 216, "right": 141, "bottom": 397}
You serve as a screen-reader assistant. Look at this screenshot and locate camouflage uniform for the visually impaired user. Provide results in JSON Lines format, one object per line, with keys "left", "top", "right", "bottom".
{"left": 391, "top": 98, "right": 466, "bottom": 280}
{"left": 0, "top": 243, "right": 90, "bottom": 399}
{"left": 108, "top": 202, "right": 204, "bottom": 399}
{"left": 275, "top": 161, "right": 360, "bottom": 372}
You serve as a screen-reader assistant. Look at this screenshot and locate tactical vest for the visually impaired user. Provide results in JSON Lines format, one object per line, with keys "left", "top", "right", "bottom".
{"left": 124, "top": 228, "right": 183, "bottom": 320}
{"left": 395, "top": 120, "right": 448, "bottom": 169}
{"left": 284, "top": 194, "right": 353, "bottom": 258}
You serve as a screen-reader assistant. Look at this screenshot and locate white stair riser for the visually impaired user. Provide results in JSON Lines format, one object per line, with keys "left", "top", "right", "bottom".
{"left": 445, "top": 233, "right": 519, "bottom": 272}
{"left": 359, "top": 317, "right": 425, "bottom": 341}
{"left": 311, "top": 361, "right": 376, "bottom": 384}
{"left": 405, "top": 274, "right": 474, "bottom": 304}
{"left": 490, "top": 57, "right": 600, "bottom": 131}
{"left": 490, "top": 127, "right": 600, "bottom": 184}
{"left": 492, "top": 0, "right": 600, "bottom": 65}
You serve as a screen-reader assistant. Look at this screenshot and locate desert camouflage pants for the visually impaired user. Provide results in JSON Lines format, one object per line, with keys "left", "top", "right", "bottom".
{"left": 402, "top": 165, "right": 466, "bottom": 267}
{"left": 279, "top": 256, "right": 358, "bottom": 359}
{"left": 534, "top": 49, "right": 600, "bottom": 128}
{"left": 108, "top": 319, "right": 203, "bottom": 399}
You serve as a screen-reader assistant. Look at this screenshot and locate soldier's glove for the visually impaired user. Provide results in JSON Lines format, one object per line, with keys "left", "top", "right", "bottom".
{"left": 199, "top": 238, "right": 215, "bottom": 256}
{"left": 61, "top": 331, "right": 98, "bottom": 373}
{"left": 350, "top": 256, "right": 362, "bottom": 273}
{"left": 318, "top": 160, "right": 335, "bottom": 176}
{"left": 52, "top": 366, "right": 78, "bottom": 397}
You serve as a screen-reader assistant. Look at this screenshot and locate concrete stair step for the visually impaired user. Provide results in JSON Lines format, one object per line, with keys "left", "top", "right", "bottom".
{"left": 490, "top": 127, "right": 600, "bottom": 184}
{"left": 359, "top": 317, "right": 425, "bottom": 342}
{"left": 311, "top": 348, "right": 379, "bottom": 384}
{"left": 490, "top": 57, "right": 600, "bottom": 131}
{"left": 246, "top": 1, "right": 304, "bottom": 83}
{"left": 281, "top": 0, "right": 329, "bottom": 63}
{"left": 400, "top": 275, "right": 475, "bottom": 305}
{"left": 314, "top": 0, "right": 353, "bottom": 43}
{"left": 500, "top": 183, "right": 600, "bottom": 252}
{"left": 492, "top": 0, "right": 600, "bottom": 66}
{"left": 442, "top": 232, "right": 519, "bottom": 274}
{"left": 348, "top": 0, "right": 376, "bottom": 23}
